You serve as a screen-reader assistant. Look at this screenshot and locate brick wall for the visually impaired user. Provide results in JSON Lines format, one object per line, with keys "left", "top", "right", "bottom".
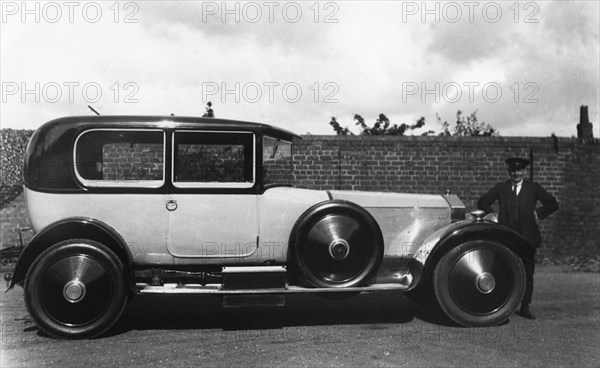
{"left": 293, "top": 135, "right": 600, "bottom": 257}
{"left": 2, "top": 134, "right": 598, "bottom": 259}
{"left": 101, "top": 143, "right": 164, "bottom": 181}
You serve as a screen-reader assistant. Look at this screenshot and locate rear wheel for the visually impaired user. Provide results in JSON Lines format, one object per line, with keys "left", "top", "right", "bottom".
{"left": 433, "top": 240, "right": 525, "bottom": 326}
{"left": 24, "top": 239, "right": 127, "bottom": 339}
{"left": 291, "top": 200, "right": 383, "bottom": 288}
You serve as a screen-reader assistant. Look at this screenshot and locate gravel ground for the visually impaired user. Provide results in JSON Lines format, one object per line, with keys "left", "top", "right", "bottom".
{"left": 1, "top": 265, "right": 599, "bottom": 368}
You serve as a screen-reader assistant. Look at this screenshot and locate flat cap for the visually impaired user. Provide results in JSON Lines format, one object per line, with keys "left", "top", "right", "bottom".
{"left": 505, "top": 157, "right": 530, "bottom": 170}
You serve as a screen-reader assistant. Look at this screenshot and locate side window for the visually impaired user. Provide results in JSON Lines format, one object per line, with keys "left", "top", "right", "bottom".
{"left": 263, "top": 137, "right": 292, "bottom": 186}
{"left": 173, "top": 131, "right": 254, "bottom": 188}
{"left": 75, "top": 130, "right": 165, "bottom": 187}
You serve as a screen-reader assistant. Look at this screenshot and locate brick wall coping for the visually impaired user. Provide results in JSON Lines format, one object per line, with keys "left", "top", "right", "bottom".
{"left": 297, "top": 135, "right": 599, "bottom": 145}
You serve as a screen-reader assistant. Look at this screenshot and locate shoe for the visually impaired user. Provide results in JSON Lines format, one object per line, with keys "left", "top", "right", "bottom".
{"left": 517, "top": 304, "right": 536, "bottom": 320}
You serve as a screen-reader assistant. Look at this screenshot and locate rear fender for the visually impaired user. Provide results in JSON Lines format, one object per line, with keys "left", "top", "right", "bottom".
{"left": 8, "top": 217, "right": 133, "bottom": 290}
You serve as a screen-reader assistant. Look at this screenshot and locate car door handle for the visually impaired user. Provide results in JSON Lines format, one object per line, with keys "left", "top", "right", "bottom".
{"left": 166, "top": 199, "right": 178, "bottom": 211}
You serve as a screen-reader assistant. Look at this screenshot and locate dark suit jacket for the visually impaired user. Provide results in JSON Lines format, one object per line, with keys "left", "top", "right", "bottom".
{"left": 477, "top": 179, "right": 559, "bottom": 248}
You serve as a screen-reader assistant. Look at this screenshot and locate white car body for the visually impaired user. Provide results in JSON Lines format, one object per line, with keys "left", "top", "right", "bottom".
{"left": 11, "top": 116, "right": 529, "bottom": 339}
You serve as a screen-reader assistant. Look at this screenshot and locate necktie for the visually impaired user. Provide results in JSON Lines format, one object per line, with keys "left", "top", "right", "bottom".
{"left": 512, "top": 184, "right": 517, "bottom": 196}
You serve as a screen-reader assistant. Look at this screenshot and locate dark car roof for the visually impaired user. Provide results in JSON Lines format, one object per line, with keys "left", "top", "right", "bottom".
{"left": 24, "top": 115, "right": 299, "bottom": 192}
{"left": 35, "top": 115, "right": 300, "bottom": 141}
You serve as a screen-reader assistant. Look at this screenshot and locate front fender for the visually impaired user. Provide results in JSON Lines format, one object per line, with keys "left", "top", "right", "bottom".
{"left": 8, "top": 217, "right": 133, "bottom": 290}
{"left": 411, "top": 219, "right": 531, "bottom": 288}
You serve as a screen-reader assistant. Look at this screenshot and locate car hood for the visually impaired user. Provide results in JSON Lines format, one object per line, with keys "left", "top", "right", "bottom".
{"left": 328, "top": 190, "right": 450, "bottom": 209}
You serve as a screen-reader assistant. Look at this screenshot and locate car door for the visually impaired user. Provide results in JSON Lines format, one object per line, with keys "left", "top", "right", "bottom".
{"left": 166, "top": 130, "right": 259, "bottom": 258}
{"left": 72, "top": 128, "right": 170, "bottom": 264}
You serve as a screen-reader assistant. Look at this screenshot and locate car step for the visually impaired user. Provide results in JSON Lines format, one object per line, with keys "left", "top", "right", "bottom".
{"left": 136, "top": 283, "right": 408, "bottom": 294}
{"left": 136, "top": 265, "right": 409, "bottom": 308}
{"left": 222, "top": 265, "right": 287, "bottom": 290}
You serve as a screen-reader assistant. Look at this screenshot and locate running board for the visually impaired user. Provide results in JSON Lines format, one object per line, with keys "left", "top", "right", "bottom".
{"left": 137, "top": 283, "right": 409, "bottom": 294}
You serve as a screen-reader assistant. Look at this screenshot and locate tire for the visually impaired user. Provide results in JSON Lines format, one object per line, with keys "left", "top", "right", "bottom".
{"left": 291, "top": 200, "right": 383, "bottom": 288}
{"left": 24, "top": 239, "right": 127, "bottom": 339}
{"left": 433, "top": 240, "right": 525, "bottom": 327}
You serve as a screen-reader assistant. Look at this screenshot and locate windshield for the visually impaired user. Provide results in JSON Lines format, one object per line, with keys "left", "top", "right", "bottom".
{"left": 263, "top": 136, "right": 292, "bottom": 187}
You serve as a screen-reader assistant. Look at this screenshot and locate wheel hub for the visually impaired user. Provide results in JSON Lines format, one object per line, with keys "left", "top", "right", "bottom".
{"left": 63, "top": 280, "right": 87, "bottom": 303}
{"left": 475, "top": 272, "right": 496, "bottom": 294}
{"left": 328, "top": 239, "right": 350, "bottom": 260}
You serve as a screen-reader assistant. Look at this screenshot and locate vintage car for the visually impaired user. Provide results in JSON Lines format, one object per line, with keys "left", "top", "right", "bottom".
{"left": 9, "top": 115, "right": 530, "bottom": 339}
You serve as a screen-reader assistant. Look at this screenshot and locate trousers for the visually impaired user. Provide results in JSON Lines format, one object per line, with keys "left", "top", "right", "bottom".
{"left": 522, "top": 248, "right": 536, "bottom": 305}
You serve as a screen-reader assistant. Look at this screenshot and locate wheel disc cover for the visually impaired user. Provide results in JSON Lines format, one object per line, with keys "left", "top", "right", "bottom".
{"left": 302, "top": 214, "right": 372, "bottom": 283}
{"left": 448, "top": 248, "right": 514, "bottom": 315}
{"left": 39, "top": 254, "right": 114, "bottom": 326}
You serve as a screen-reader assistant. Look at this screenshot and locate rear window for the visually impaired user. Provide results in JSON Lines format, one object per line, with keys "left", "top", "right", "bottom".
{"left": 74, "top": 129, "right": 165, "bottom": 187}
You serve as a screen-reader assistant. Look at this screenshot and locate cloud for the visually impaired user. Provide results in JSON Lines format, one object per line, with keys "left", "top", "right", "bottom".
{"left": 414, "top": 1, "right": 599, "bottom": 137}
{"left": 426, "top": 21, "right": 508, "bottom": 64}
{"left": 0, "top": 1, "right": 598, "bottom": 137}
{"left": 138, "top": 2, "right": 333, "bottom": 54}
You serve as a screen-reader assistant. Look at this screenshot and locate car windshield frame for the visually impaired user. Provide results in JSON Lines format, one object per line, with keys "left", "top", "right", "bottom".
{"left": 262, "top": 136, "right": 293, "bottom": 189}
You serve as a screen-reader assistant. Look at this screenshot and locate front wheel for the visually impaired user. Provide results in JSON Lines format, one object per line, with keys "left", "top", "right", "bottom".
{"left": 433, "top": 240, "right": 525, "bottom": 327}
{"left": 24, "top": 239, "right": 127, "bottom": 339}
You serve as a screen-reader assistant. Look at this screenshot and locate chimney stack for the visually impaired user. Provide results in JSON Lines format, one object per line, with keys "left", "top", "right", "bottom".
{"left": 577, "top": 105, "right": 594, "bottom": 140}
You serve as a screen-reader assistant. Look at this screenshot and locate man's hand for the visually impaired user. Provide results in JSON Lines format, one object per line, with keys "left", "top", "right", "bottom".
{"left": 483, "top": 212, "right": 498, "bottom": 222}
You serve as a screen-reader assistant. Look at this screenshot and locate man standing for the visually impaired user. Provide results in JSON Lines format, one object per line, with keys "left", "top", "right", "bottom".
{"left": 478, "top": 157, "right": 559, "bottom": 320}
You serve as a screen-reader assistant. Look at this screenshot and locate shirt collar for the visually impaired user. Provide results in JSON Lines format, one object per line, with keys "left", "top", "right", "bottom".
{"left": 512, "top": 179, "right": 524, "bottom": 187}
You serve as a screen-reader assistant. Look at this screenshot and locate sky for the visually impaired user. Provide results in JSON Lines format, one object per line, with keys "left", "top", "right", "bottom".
{"left": 1, "top": 0, "right": 599, "bottom": 136}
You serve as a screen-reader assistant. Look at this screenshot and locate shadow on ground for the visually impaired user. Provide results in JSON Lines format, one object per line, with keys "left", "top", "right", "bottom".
{"left": 104, "top": 291, "right": 457, "bottom": 337}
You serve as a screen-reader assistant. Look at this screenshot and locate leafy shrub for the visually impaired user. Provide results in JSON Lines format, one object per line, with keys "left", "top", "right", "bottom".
{"left": 1, "top": 129, "right": 34, "bottom": 208}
